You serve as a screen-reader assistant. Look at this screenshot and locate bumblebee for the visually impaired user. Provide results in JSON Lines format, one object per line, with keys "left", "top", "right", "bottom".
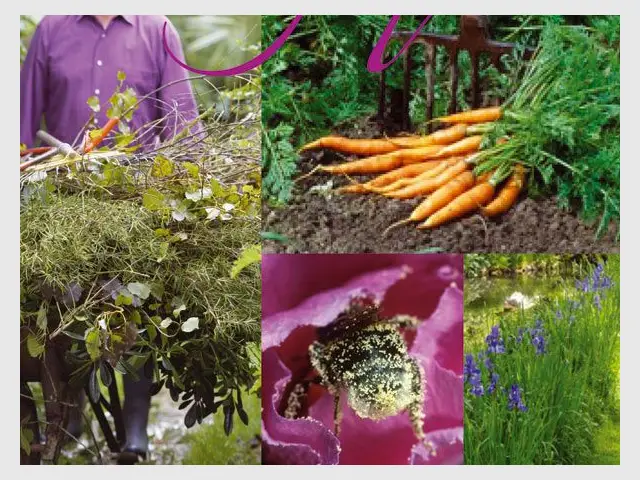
{"left": 286, "top": 299, "right": 426, "bottom": 440}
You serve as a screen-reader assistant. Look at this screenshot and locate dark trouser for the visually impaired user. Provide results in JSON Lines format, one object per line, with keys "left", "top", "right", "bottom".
{"left": 67, "top": 366, "right": 152, "bottom": 459}
{"left": 121, "top": 371, "right": 152, "bottom": 456}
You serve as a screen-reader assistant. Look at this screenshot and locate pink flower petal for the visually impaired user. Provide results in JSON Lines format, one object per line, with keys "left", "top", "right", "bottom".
{"left": 261, "top": 425, "right": 322, "bottom": 465}
{"left": 262, "top": 265, "right": 411, "bottom": 350}
{"left": 411, "top": 284, "right": 464, "bottom": 374}
{"left": 410, "top": 427, "right": 464, "bottom": 465}
{"left": 262, "top": 349, "right": 341, "bottom": 465}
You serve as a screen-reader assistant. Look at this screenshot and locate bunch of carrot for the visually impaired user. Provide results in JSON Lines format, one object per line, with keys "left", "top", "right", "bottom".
{"left": 299, "top": 106, "right": 526, "bottom": 231}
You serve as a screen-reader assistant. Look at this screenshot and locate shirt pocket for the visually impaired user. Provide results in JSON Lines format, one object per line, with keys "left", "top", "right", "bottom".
{"left": 122, "top": 70, "right": 158, "bottom": 98}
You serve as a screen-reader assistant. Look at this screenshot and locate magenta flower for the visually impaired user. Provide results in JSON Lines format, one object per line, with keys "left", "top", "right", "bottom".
{"left": 261, "top": 254, "right": 464, "bottom": 465}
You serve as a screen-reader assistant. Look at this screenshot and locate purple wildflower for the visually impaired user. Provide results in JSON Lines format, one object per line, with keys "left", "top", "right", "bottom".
{"left": 485, "top": 325, "right": 506, "bottom": 354}
{"left": 528, "top": 319, "right": 547, "bottom": 355}
{"left": 594, "top": 294, "right": 602, "bottom": 311}
{"left": 576, "top": 263, "right": 613, "bottom": 293}
{"left": 464, "top": 353, "right": 484, "bottom": 396}
{"left": 531, "top": 333, "right": 546, "bottom": 355}
{"left": 463, "top": 354, "right": 480, "bottom": 383}
{"left": 507, "top": 384, "right": 528, "bottom": 412}
{"left": 516, "top": 328, "right": 525, "bottom": 344}
{"left": 484, "top": 355, "right": 494, "bottom": 371}
{"left": 470, "top": 382, "right": 484, "bottom": 397}
{"left": 487, "top": 372, "right": 499, "bottom": 395}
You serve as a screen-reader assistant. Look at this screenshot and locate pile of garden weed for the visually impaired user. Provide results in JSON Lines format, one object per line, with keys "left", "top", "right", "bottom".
{"left": 20, "top": 150, "right": 261, "bottom": 432}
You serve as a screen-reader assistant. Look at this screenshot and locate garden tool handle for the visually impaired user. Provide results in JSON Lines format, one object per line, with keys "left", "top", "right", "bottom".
{"left": 36, "top": 130, "right": 79, "bottom": 157}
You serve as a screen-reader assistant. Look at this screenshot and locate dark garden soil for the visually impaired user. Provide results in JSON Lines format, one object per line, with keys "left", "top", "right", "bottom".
{"left": 262, "top": 118, "right": 619, "bottom": 254}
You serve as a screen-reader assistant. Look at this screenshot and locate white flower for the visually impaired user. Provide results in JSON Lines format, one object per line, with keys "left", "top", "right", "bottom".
{"left": 222, "top": 203, "right": 235, "bottom": 212}
{"left": 221, "top": 213, "right": 233, "bottom": 221}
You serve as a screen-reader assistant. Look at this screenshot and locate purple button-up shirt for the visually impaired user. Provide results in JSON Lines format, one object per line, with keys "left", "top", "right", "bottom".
{"left": 20, "top": 15, "right": 200, "bottom": 148}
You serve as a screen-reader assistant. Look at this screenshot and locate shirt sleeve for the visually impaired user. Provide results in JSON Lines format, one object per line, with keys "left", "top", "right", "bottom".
{"left": 20, "top": 19, "right": 48, "bottom": 147}
{"left": 157, "top": 20, "right": 204, "bottom": 143}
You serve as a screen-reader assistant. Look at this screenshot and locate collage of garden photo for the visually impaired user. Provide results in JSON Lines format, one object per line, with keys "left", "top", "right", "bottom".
{"left": 18, "top": 14, "right": 620, "bottom": 467}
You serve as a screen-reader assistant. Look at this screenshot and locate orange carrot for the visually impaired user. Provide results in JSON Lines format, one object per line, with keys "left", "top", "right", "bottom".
{"left": 83, "top": 116, "right": 120, "bottom": 153}
{"left": 320, "top": 145, "right": 443, "bottom": 175}
{"left": 419, "top": 174, "right": 501, "bottom": 228}
{"left": 300, "top": 136, "right": 400, "bottom": 156}
{"left": 336, "top": 184, "right": 370, "bottom": 194}
{"left": 481, "top": 164, "right": 526, "bottom": 217}
{"left": 370, "top": 158, "right": 460, "bottom": 193}
{"left": 431, "top": 135, "right": 482, "bottom": 158}
{"left": 367, "top": 161, "right": 443, "bottom": 187}
{"left": 383, "top": 170, "right": 476, "bottom": 235}
{"left": 384, "top": 156, "right": 476, "bottom": 199}
{"left": 411, "top": 171, "right": 476, "bottom": 221}
{"left": 336, "top": 160, "right": 445, "bottom": 194}
{"left": 436, "top": 107, "right": 502, "bottom": 125}
{"left": 388, "top": 124, "right": 468, "bottom": 148}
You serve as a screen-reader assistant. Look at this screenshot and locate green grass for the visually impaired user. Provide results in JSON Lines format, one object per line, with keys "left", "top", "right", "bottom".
{"left": 590, "top": 416, "right": 620, "bottom": 465}
{"left": 182, "top": 392, "right": 261, "bottom": 464}
{"left": 464, "top": 258, "right": 620, "bottom": 464}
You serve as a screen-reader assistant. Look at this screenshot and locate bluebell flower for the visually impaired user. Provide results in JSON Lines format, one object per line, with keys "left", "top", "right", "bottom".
{"left": 507, "top": 384, "right": 528, "bottom": 412}
{"left": 485, "top": 325, "right": 506, "bottom": 354}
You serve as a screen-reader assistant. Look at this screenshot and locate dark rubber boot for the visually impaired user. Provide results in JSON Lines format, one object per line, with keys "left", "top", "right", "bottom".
{"left": 65, "top": 391, "right": 86, "bottom": 441}
{"left": 117, "top": 367, "right": 152, "bottom": 464}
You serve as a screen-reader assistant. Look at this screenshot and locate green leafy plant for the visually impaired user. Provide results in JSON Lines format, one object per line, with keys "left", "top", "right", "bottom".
{"left": 464, "top": 259, "right": 619, "bottom": 464}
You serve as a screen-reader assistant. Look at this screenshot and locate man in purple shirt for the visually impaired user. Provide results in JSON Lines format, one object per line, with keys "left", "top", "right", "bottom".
{"left": 21, "top": 15, "right": 200, "bottom": 149}
{"left": 20, "top": 15, "right": 201, "bottom": 463}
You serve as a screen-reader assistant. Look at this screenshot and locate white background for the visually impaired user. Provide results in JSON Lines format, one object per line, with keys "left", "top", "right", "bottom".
{"left": 3, "top": 1, "right": 636, "bottom": 476}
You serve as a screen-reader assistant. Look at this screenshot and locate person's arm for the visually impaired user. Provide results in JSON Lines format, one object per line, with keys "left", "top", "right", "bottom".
{"left": 157, "top": 20, "right": 204, "bottom": 143}
{"left": 20, "top": 19, "right": 48, "bottom": 147}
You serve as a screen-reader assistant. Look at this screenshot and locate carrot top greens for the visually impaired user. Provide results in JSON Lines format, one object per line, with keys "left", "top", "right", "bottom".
{"left": 477, "top": 19, "right": 620, "bottom": 235}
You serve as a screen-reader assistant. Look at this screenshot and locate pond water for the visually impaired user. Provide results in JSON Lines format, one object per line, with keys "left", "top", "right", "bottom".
{"left": 464, "top": 273, "right": 577, "bottom": 347}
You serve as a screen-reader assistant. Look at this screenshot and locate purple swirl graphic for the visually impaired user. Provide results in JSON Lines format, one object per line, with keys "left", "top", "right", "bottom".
{"left": 367, "top": 15, "right": 433, "bottom": 72}
{"left": 163, "top": 16, "right": 303, "bottom": 76}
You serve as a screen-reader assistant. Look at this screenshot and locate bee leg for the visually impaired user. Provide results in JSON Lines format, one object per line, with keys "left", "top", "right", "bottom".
{"left": 284, "top": 381, "right": 308, "bottom": 419}
{"left": 283, "top": 376, "right": 324, "bottom": 419}
{"left": 408, "top": 357, "right": 426, "bottom": 441}
{"left": 386, "top": 314, "right": 421, "bottom": 329}
{"left": 333, "top": 391, "right": 342, "bottom": 438}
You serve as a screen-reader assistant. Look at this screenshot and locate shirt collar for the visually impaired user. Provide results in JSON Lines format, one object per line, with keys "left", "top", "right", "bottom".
{"left": 77, "top": 15, "right": 134, "bottom": 25}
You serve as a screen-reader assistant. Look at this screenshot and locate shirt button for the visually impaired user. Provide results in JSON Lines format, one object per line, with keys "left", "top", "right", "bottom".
{"left": 94, "top": 89, "right": 100, "bottom": 95}
{"left": 101, "top": 33, "right": 106, "bottom": 38}
{"left": 93, "top": 118, "right": 99, "bottom": 125}
{"left": 97, "top": 60, "right": 103, "bottom": 67}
